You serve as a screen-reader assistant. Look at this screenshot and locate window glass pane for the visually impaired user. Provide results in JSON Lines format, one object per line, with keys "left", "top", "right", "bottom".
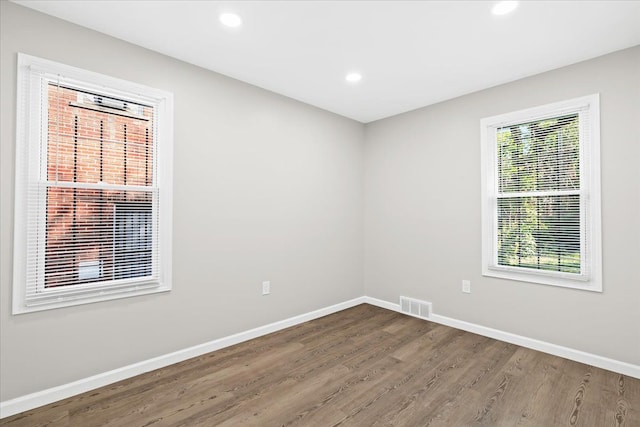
{"left": 497, "top": 195, "right": 580, "bottom": 274}
{"left": 47, "top": 84, "right": 154, "bottom": 187}
{"left": 45, "top": 187, "right": 154, "bottom": 288}
{"left": 497, "top": 114, "right": 580, "bottom": 193}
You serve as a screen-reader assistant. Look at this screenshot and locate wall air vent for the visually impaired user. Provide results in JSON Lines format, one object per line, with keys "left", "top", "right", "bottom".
{"left": 399, "top": 296, "right": 432, "bottom": 320}
{"left": 93, "top": 95, "right": 128, "bottom": 111}
{"left": 73, "top": 92, "right": 147, "bottom": 119}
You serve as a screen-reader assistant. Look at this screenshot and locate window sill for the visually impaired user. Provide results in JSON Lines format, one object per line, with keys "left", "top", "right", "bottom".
{"left": 482, "top": 267, "right": 602, "bottom": 292}
{"left": 13, "top": 283, "right": 171, "bottom": 314}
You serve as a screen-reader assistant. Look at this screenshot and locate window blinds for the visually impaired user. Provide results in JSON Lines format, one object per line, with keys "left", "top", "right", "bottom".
{"left": 495, "top": 111, "right": 587, "bottom": 275}
{"left": 24, "top": 71, "right": 160, "bottom": 305}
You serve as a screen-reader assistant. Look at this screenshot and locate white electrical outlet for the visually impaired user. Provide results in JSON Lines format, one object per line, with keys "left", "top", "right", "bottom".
{"left": 462, "top": 280, "right": 471, "bottom": 293}
{"left": 262, "top": 281, "right": 270, "bottom": 295}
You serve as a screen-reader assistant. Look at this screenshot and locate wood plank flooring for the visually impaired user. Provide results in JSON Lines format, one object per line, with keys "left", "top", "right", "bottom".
{"left": 2, "top": 304, "right": 639, "bottom": 426}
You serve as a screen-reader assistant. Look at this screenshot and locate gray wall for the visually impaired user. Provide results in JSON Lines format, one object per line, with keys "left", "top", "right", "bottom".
{"left": 364, "top": 46, "right": 640, "bottom": 366}
{"left": 0, "top": 2, "right": 364, "bottom": 401}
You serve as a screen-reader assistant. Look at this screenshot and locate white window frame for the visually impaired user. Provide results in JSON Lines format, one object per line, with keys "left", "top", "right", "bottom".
{"left": 13, "top": 53, "right": 174, "bottom": 313}
{"left": 480, "top": 94, "right": 602, "bottom": 292}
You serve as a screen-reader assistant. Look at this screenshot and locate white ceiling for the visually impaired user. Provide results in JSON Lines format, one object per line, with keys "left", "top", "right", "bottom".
{"left": 14, "top": 1, "right": 640, "bottom": 123}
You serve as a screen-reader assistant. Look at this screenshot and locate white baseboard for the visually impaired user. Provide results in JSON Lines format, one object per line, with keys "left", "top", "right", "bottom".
{"left": 0, "top": 296, "right": 366, "bottom": 419}
{"left": 363, "top": 296, "right": 640, "bottom": 379}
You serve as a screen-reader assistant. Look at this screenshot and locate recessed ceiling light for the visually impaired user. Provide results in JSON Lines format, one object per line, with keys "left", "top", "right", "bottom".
{"left": 220, "top": 12, "right": 242, "bottom": 28}
{"left": 492, "top": 1, "right": 518, "bottom": 16}
{"left": 345, "top": 72, "right": 362, "bottom": 83}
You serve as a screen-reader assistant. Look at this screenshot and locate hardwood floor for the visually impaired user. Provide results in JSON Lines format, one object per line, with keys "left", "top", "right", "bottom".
{"left": 2, "top": 304, "right": 638, "bottom": 426}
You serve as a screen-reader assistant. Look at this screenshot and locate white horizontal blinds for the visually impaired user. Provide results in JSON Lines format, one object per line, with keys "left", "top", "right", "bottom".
{"left": 495, "top": 111, "right": 585, "bottom": 275}
{"left": 25, "top": 73, "right": 159, "bottom": 303}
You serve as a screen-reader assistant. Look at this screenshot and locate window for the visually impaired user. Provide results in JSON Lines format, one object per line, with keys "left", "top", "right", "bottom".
{"left": 113, "top": 202, "right": 153, "bottom": 280}
{"left": 13, "top": 54, "right": 173, "bottom": 313}
{"left": 480, "top": 95, "right": 601, "bottom": 291}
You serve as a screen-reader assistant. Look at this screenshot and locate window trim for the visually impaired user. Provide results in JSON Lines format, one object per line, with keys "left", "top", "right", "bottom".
{"left": 13, "top": 53, "right": 174, "bottom": 314}
{"left": 480, "top": 94, "right": 602, "bottom": 292}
